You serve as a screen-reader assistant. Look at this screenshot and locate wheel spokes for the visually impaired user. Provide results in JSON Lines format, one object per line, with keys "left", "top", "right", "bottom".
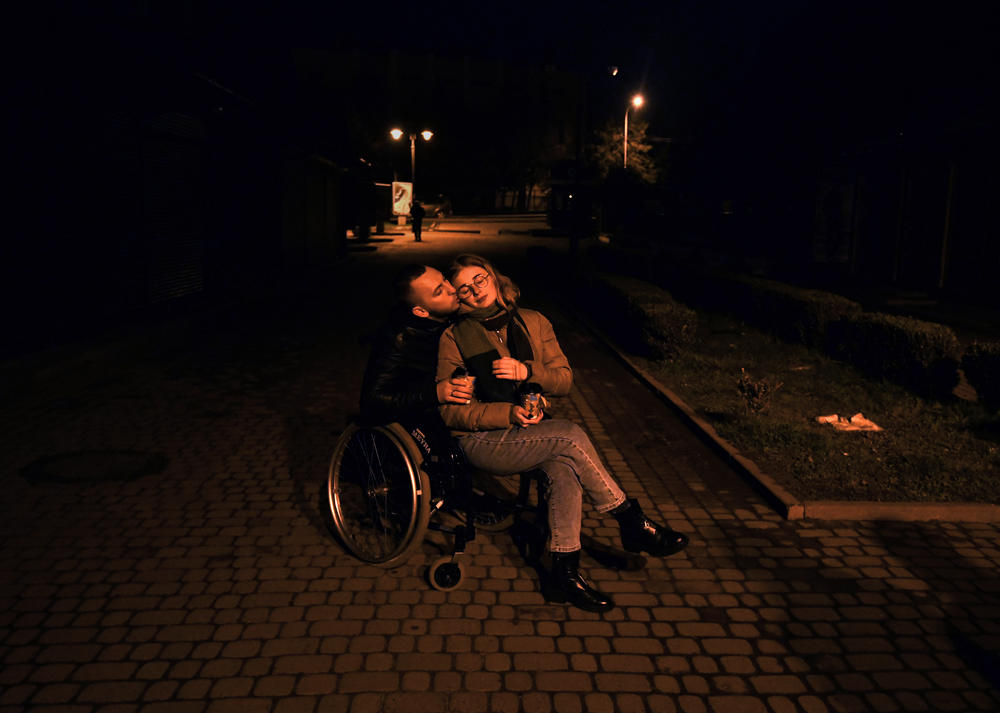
{"left": 335, "top": 428, "right": 416, "bottom": 561}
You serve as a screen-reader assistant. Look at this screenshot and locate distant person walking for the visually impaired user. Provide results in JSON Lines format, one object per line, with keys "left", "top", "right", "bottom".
{"left": 410, "top": 201, "right": 425, "bottom": 242}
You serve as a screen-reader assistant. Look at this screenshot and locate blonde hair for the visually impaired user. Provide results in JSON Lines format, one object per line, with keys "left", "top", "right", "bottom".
{"left": 447, "top": 254, "right": 520, "bottom": 309}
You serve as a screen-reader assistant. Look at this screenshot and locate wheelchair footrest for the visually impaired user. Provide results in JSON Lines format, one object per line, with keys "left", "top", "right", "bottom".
{"left": 427, "top": 521, "right": 476, "bottom": 555}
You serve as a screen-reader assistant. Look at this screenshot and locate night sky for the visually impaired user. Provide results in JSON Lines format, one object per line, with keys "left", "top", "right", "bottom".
{"left": 31, "top": 0, "right": 999, "bottom": 158}
{"left": 173, "top": 1, "right": 999, "bottom": 139}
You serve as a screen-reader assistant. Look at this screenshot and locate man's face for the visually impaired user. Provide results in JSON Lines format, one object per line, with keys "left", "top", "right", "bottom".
{"left": 409, "top": 267, "right": 459, "bottom": 320}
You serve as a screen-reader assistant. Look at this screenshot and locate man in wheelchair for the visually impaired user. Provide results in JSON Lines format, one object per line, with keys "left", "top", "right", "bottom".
{"left": 360, "top": 263, "right": 471, "bottom": 434}
{"left": 356, "top": 262, "right": 688, "bottom": 613}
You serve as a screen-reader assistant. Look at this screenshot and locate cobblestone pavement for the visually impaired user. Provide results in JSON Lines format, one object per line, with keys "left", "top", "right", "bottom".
{"left": 2, "top": 232, "right": 999, "bottom": 713}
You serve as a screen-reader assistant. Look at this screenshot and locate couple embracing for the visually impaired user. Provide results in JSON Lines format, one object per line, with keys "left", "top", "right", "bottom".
{"left": 359, "top": 254, "right": 688, "bottom": 613}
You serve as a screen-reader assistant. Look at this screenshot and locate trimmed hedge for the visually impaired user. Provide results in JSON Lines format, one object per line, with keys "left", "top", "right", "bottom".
{"left": 962, "top": 341, "right": 1000, "bottom": 409}
{"left": 584, "top": 243, "right": 863, "bottom": 349}
{"left": 826, "top": 312, "right": 961, "bottom": 399}
{"left": 713, "top": 274, "right": 863, "bottom": 349}
{"left": 585, "top": 242, "right": 967, "bottom": 401}
{"left": 579, "top": 273, "right": 697, "bottom": 359}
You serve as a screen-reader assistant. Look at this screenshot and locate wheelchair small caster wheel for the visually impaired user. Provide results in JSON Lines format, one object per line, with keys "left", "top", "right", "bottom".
{"left": 428, "top": 556, "right": 465, "bottom": 591}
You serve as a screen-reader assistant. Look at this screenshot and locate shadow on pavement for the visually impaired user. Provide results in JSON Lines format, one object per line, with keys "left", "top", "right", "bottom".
{"left": 703, "top": 518, "right": 1000, "bottom": 709}
{"left": 872, "top": 521, "right": 1000, "bottom": 689}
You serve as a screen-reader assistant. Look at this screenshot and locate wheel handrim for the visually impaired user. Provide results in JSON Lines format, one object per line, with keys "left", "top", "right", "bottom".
{"left": 330, "top": 427, "right": 421, "bottom": 563}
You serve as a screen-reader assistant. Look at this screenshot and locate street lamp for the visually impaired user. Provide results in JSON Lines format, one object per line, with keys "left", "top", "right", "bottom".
{"left": 623, "top": 94, "right": 644, "bottom": 169}
{"left": 390, "top": 127, "right": 433, "bottom": 189}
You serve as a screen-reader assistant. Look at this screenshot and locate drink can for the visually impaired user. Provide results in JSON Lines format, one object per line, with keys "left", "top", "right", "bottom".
{"left": 452, "top": 366, "right": 475, "bottom": 395}
{"left": 520, "top": 382, "right": 542, "bottom": 419}
{"left": 522, "top": 392, "right": 540, "bottom": 419}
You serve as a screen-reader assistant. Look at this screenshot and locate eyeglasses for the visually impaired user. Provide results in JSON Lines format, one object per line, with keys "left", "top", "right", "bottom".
{"left": 455, "top": 273, "right": 490, "bottom": 299}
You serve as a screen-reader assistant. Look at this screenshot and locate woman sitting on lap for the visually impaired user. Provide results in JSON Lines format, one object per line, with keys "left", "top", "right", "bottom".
{"left": 436, "top": 253, "right": 688, "bottom": 613}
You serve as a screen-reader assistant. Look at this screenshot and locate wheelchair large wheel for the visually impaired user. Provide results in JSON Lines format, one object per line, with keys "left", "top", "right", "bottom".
{"left": 327, "top": 423, "right": 431, "bottom": 568}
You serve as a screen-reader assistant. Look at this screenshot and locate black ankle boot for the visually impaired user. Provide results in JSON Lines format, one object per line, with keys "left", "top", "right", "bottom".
{"left": 613, "top": 498, "right": 689, "bottom": 557}
{"left": 547, "top": 550, "right": 615, "bottom": 613}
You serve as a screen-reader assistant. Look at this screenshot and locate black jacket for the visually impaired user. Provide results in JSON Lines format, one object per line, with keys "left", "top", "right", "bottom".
{"left": 359, "top": 308, "right": 450, "bottom": 426}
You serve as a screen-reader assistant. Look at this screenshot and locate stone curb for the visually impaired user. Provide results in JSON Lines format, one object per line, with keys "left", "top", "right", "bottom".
{"left": 569, "top": 311, "right": 1000, "bottom": 523}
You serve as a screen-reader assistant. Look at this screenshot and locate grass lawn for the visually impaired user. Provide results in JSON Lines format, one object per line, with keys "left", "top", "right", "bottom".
{"left": 633, "top": 311, "right": 1000, "bottom": 503}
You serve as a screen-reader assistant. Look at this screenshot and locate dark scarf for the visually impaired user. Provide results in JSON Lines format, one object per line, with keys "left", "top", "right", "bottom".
{"left": 452, "top": 305, "right": 534, "bottom": 404}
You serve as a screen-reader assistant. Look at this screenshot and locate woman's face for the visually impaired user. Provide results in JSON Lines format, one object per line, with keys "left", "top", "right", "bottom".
{"left": 452, "top": 264, "right": 498, "bottom": 310}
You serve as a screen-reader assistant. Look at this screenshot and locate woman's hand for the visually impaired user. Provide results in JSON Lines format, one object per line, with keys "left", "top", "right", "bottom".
{"left": 492, "top": 357, "right": 528, "bottom": 381}
{"left": 437, "top": 377, "right": 474, "bottom": 404}
{"left": 510, "top": 405, "right": 544, "bottom": 427}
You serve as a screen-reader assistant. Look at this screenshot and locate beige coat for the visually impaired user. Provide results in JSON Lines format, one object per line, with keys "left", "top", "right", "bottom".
{"left": 437, "top": 309, "right": 572, "bottom": 432}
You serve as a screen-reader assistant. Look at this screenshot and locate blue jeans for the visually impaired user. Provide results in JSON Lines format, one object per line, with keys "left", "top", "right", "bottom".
{"left": 456, "top": 419, "right": 627, "bottom": 553}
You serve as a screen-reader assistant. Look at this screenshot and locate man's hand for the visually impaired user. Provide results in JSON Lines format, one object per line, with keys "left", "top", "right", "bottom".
{"left": 437, "top": 377, "right": 474, "bottom": 405}
{"left": 493, "top": 357, "right": 528, "bottom": 381}
{"left": 510, "top": 405, "right": 544, "bottom": 427}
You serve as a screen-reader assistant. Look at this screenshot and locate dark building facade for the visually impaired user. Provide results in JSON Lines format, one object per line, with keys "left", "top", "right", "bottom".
{"left": 9, "top": 14, "right": 347, "bottom": 358}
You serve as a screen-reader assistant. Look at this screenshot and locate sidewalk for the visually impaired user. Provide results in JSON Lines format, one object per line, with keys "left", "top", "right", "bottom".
{"left": 1, "top": 231, "right": 999, "bottom": 713}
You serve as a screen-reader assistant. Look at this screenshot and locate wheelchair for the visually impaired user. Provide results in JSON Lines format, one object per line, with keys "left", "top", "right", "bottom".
{"left": 325, "top": 421, "right": 543, "bottom": 591}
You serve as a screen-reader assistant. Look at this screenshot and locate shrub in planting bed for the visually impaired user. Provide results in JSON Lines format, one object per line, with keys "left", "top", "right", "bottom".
{"left": 585, "top": 244, "right": 862, "bottom": 349}
{"left": 826, "top": 312, "right": 960, "bottom": 399}
{"left": 585, "top": 242, "right": 964, "bottom": 402}
{"left": 579, "top": 273, "right": 697, "bottom": 359}
{"left": 962, "top": 341, "right": 1000, "bottom": 409}
{"left": 733, "top": 276, "right": 863, "bottom": 348}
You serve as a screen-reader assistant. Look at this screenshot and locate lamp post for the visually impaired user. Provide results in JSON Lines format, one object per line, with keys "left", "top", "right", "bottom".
{"left": 390, "top": 127, "right": 433, "bottom": 191}
{"left": 623, "top": 94, "right": 644, "bottom": 169}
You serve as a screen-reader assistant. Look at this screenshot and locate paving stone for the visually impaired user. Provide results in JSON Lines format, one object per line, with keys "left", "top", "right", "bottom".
{"left": 706, "top": 696, "right": 767, "bottom": 713}
{"left": 2, "top": 239, "right": 999, "bottom": 713}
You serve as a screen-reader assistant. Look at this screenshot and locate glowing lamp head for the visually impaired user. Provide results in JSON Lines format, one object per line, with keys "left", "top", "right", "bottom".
{"left": 631, "top": 94, "right": 645, "bottom": 109}
{"left": 421, "top": 130, "right": 433, "bottom": 141}
{"left": 390, "top": 128, "right": 404, "bottom": 140}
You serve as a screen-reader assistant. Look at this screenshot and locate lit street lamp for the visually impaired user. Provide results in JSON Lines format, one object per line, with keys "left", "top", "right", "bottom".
{"left": 623, "top": 94, "right": 644, "bottom": 169}
{"left": 390, "top": 127, "right": 433, "bottom": 191}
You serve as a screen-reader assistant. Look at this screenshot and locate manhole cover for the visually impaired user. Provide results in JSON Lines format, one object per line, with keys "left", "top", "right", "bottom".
{"left": 21, "top": 450, "right": 168, "bottom": 483}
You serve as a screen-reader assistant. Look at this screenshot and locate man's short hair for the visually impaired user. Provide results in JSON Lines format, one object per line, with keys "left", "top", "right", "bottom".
{"left": 393, "top": 263, "right": 428, "bottom": 305}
